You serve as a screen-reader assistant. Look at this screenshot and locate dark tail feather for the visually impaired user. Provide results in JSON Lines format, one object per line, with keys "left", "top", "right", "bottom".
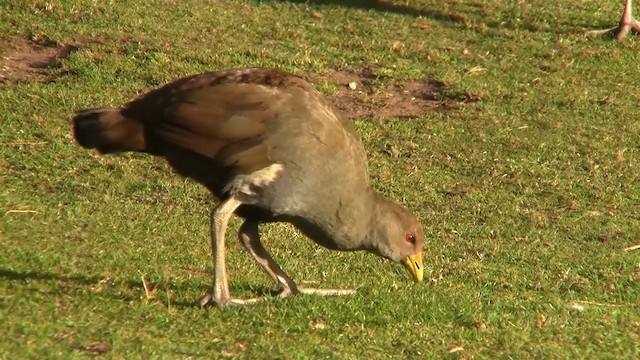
{"left": 72, "top": 108, "right": 146, "bottom": 154}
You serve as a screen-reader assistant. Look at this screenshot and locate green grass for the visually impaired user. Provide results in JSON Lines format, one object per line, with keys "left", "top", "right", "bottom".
{"left": 1, "top": 0, "right": 639, "bottom": 358}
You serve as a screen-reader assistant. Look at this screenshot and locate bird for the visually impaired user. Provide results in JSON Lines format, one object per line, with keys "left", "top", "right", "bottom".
{"left": 71, "top": 67, "right": 424, "bottom": 307}
{"left": 588, "top": 0, "right": 640, "bottom": 40}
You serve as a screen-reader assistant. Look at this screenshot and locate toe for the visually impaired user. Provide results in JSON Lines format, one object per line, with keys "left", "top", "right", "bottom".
{"left": 228, "top": 297, "right": 267, "bottom": 305}
{"left": 199, "top": 293, "right": 213, "bottom": 307}
{"left": 276, "top": 287, "right": 299, "bottom": 298}
{"left": 298, "top": 287, "right": 356, "bottom": 296}
{"left": 199, "top": 292, "right": 231, "bottom": 307}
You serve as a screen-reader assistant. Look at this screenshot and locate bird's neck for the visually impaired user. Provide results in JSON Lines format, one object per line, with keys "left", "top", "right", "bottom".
{"left": 289, "top": 187, "right": 379, "bottom": 252}
{"left": 351, "top": 189, "right": 393, "bottom": 255}
{"left": 327, "top": 188, "right": 386, "bottom": 253}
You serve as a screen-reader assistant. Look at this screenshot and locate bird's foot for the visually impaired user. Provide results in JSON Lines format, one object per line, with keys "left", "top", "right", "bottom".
{"left": 199, "top": 283, "right": 233, "bottom": 308}
{"left": 587, "top": 20, "right": 640, "bottom": 40}
{"left": 199, "top": 292, "right": 224, "bottom": 307}
{"left": 199, "top": 292, "right": 269, "bottom": 307}
{"left": 231, "top": 288, "right": 356, "bottom": 304}
{"left": 199, "top": 286, "right": 357, "bottom": 307}
{"left": 298, "top": 287, "right": 357, "bottom": 296}
{"left": 287, "top": 287, "right": 356, "bottom": 297}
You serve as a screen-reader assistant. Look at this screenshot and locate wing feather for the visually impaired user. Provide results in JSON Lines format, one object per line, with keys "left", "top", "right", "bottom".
{"left": 151, "top": 83, "right": 280, "bottom": 174}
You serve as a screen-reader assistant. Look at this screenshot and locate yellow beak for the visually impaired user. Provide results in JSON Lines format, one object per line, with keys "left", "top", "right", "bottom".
{"left": 402, "top": 251, "right": 424, "bottom": 282}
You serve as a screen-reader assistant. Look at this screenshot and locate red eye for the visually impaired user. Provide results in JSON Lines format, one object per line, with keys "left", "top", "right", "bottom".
{"left": 405, "top": 233, "right": 416, "bottom": 244}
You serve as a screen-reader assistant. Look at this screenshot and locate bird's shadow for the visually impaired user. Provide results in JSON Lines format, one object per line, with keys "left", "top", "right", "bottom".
{"left": 0, "top": 268, "right": 276, "bottom": 309}
{"left": 266, "top": 0, "right": 465, "bottom": 23}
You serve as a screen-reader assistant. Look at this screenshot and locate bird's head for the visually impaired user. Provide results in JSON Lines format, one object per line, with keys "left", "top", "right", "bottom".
{"left": 368, "top": 195, "right": 424, "bottom": 283}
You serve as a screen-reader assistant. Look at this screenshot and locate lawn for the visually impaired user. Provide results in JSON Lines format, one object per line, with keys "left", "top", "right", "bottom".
{"left": 1, "top": 0, "right": 639, "bottom": 358}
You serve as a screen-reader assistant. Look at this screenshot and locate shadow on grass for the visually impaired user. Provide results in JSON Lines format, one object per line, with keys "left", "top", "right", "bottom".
{"left": 271, "top": 0, "right": 603, "bottom": 36}
{"left": 0, "top": 268, "right": 276, "bottom": 308}
{"left": 270, "top": 0, "right": 465, "bottom": 22}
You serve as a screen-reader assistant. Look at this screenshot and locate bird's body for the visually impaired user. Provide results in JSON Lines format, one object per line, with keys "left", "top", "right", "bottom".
{"left": 73, "top": 68, "right": 423, "bottom": 306}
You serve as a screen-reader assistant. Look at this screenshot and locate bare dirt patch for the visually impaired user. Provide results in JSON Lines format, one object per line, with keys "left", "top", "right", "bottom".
{"left": 309, "top": 65, "right": 474, "bottom": 119}
{"left": 0, "top": 38, "right": 470, "bottom": 119}
{"left": 0, "top": 37, "right": 77, "bottom": 84}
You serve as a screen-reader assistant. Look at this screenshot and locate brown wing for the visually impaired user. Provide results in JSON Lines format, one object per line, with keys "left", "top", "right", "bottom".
{"left": 155, "top": 84, "right": 276, "bottom": 172}
{"left": 121, "top": 68, "right": 311, "bottom": 176}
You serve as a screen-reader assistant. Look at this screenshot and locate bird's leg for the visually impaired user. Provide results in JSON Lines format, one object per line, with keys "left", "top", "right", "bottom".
{"left": 237, "top": 221, "right": 300, "bottom": 299}
{"left": 199, "top": 196, "right": 243, "bottom": 308}
{"left": 616, "top": 0, "right": 640, "bottom": 39}
{"left": 587, "top": 0, "right": 640, "bottom": 40}
{"left": 237, "top": 220, "right": 356, "bottom": 302}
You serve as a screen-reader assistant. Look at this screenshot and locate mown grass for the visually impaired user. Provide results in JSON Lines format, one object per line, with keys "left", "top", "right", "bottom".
{"left": 1, "top": 0, "right": 639, "bottom": 358}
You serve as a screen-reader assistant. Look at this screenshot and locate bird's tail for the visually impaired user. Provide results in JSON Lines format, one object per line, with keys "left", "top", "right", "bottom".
{"left": 72, "top": 108, "right": 146, "bottom": 154}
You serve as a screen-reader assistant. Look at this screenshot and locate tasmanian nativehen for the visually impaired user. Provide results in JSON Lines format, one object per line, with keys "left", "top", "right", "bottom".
{"left": 72, "top": 68, "right": 424, "bottom": 307}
